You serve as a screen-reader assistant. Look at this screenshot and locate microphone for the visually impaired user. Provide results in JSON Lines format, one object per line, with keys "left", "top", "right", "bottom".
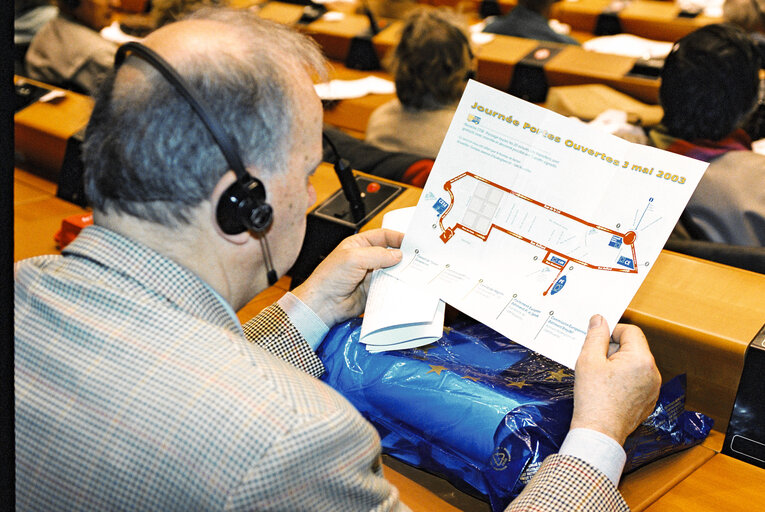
{"left": 322, "top": 132, "right": 366, "bottom": 224}
{"left": 361, "top": 0, "right": 380, "bottom": 36}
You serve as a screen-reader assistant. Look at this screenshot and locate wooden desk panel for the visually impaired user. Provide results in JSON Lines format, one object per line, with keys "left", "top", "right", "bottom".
{"left": 550, "top": 0, "right": 612, "bottom": 33}
{"left": 623, "top": 252, "right": 765, "bottom": 432}
{"left": 550, "top": 0, "right": 721, "bottom": 42}
{"left": 14, "top": 169, "right": 90, "bottom": 262}
{"left": 307, "top": 14, "right": 377, "bottom": 61}
{"left": 14, "top": 77, "right": 94, "bottom": 180}
{"left": 383, "top": 464, "right": 464, "bottom": 511}
{"left": 619, "top": 2, "right": 721, "bottom": 42}
{"left": 255, "top": 0, "right": 305, "bottom": 24}
{"left": 644, "top": 454, "right": 765, "bottom": 511}
{"left": 474, "top": 35, "right": 540, "bottom": 90}
{"left": 619, "top": 441, "right": 717, "bottom": 511}
{"left": 546, "top": 46, "right": 660, "bottom": 104}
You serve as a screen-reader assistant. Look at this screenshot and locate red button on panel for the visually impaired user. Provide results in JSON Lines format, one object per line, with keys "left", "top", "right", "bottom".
{"left": 366, "top": 182, "right": 381, "bottom": 193}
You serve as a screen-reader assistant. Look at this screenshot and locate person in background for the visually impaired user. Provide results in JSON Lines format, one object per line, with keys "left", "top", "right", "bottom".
{"left": 14, "top": 0, "right": 59, "bottom": 75}
{"left": 483, "top": 0, "right": 579, "bottom": 45}
{"left": 16, "top": 7, "right": 661, "bottom": 510}
{"left": 14, "top": 1, "right": 59, "bottom": 47}
{"left": 25, "top": 0, "right": 119, "bottom": 94}
{"left": 650, "top": 23, "right": 765, "bottom": 246}
{"left": 24, "top": 0, "right": 223, "bottom": 94}
{"left": 365, "top": 8, "right": 474, "bottom": 159}
{"left": 724, "top": 0, "right": 765, "bottom": 59}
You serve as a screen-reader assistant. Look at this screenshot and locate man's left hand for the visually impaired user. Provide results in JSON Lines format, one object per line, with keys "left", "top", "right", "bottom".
{"left": 292, "top": 228, "right": 404, "bottom": 327}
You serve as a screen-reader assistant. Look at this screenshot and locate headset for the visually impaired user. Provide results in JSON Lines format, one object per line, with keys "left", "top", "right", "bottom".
{"left": 114, "top": 41, "right": 278, "bottom": 286}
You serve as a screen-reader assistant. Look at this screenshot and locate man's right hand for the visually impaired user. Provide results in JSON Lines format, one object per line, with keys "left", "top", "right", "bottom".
{"left": 569, "top": 315, "right": 662, "bottom": 446}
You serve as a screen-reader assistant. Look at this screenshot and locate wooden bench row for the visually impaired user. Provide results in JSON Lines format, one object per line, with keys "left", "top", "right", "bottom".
{"left": 259, "top": 1, "right": 663, "bottom": 104}
{"left": 422, "top": 0, "right": 721, "bottom": 41}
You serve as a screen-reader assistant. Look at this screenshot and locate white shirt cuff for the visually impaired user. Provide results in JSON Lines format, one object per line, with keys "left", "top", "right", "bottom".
{"left": 559, "top": 428, "right": 627, "bottom": 486}
{"left": 277, "top": 292, "right": 329, "bottom": 351}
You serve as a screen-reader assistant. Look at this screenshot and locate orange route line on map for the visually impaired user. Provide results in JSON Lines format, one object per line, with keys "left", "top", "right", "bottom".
{"left": 437, "top": 172, "right": 638, "bottom": 278}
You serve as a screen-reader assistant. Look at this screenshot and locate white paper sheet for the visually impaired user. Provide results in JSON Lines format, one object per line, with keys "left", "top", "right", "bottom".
{"left": 360, "top": 207, "right": 445, "bottom": 351}
{"left": 583, "top": 34, "right": 673, "bottom": 59}
{"left": 314, "top": 76, "right": 395, "bottom": 100}
{"left": 383, "top": 80, "right": 708, "bottom": 368}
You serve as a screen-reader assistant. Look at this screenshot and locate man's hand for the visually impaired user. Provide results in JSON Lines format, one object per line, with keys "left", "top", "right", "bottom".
{"left": 570, "top": 315, "right": 662, "bottom": 446}
{"left": 291, "top": 229, "right": 404, "bottom": 327}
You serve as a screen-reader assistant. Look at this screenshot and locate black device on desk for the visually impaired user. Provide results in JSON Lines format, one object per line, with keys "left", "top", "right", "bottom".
{"left": 722, "top": 324, "right": 765, "bottom": 469}
{"left": 15, "top": 80, "right": 52, "bottom": 113}
{"left": 297, "top": 2, "right": 327, "bottom": 24}
{"left": 626, "top": 57, "right": 664, "bottom": 79}
{"left": 288, "top": 132, "right": 404, "bottom": 288}
{"left": 345, "top": 0, "right": 382, "bottom": 70}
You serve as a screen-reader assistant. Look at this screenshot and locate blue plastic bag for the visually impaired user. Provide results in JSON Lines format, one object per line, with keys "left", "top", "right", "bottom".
{"left": 318, "top": 318, "right": 712, "bottom": 511}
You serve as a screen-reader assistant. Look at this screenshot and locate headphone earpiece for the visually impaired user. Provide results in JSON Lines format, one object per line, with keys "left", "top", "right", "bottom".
{"left": 216, "top": 175, "right": 273, "bottom": 235}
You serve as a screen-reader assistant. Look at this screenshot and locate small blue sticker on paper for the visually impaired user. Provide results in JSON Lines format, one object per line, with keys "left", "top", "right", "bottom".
{"left": 617, "top": 256, "right": 635, "bottom": 269}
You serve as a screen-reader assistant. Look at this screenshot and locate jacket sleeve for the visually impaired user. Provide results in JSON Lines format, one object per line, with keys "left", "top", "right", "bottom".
{"left": 506, "top": 454, "right": 629, "bottom": 512}
{"left": 242, "top": 303, "right": 325, "bottom": 378}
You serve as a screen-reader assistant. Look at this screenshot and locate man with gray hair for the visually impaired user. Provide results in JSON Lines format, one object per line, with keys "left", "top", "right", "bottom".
{"left": 15, "top": 7, "right": 660, "bottom": 511}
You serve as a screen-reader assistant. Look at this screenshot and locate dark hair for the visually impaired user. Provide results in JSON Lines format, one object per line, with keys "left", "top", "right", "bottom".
{"left": 390, "top": 8, "right": 473, "bottom": 110}
{"left": 58, "top": 0, "right": 81, "bottom": 9}
{"left": 660, "top": 23, "right": 761, "bottom": 141}
{"left": 517, "top": 0, "right": 557, "bottom": 15}
{"left": 82, "top": 8, "right": 325, "bottom": 227}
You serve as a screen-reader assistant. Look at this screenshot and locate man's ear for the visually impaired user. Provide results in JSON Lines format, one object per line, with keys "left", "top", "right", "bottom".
{"left": 210, "top": 170, "right": 251, "bottom": 245}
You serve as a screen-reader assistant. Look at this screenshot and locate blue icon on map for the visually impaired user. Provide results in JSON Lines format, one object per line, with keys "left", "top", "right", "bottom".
{"left": 433, "top": 198, "right": 448, "bottom": 215}
{"left": 550, "top": 255, "right": 566, "bottom": 266}
{"left": 617, "top": 256, "right": 635, "bottom": 269}
{"left": 609, "top": 235, "right": 623, "bottom": 249}
{"left": 551, "top": 276, "right": 567, "bottom": 295}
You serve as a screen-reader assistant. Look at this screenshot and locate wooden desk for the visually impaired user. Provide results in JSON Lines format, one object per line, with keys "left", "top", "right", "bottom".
{"left": 550, "top": 0, "right": 722, "bottom": 42}
{"left": 473, "top": 32, "right": 661, "bottom": 103}
{"left": 14, "top": 169, "right": 90, "bottom": 262}
{"left": 623, "top": 252, "right": 765, "bottom": 432}
{"left": 258, "top": 2, "right": 384, "bottom": 60}
{"left": 351, "top": 17, "right": 661, "bottom": 103}
{"left": 14, "top": 77, "right": 94, "bottom": 181}
{"left": 644, "top": 453, "right": 765, "bottom": 511}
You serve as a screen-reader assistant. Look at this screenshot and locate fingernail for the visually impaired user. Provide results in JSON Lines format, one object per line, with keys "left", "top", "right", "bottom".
{"left": 588, "top": 315, "right": 602, "bottom": 330}
{"left": 389, "top": 249, "right": 402, "bottom": 259}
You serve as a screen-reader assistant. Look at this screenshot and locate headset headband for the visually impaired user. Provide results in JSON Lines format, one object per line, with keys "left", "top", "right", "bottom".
{"left": 115, "top": 42, "right": 249, "bottom": 182}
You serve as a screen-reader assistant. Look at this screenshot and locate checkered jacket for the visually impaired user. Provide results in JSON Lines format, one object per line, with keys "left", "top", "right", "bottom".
{"left": 15, "top": 226, "right": 627, "bottom": 511}
{"left": 15, "top": 226, "right": 404, "bottom": 511}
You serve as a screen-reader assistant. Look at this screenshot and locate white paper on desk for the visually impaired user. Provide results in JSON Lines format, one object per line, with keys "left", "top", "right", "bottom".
{"left": 383, "top": 80, "right": 709, "bottom": 368}
{"left": 583, "top": 34, "right": 673, "bottom": 59}
{"left": 100, "top": 21, "right": 142, "bottom": 44}
{"left": 360, "top": 207, "right": 445, "bottom": 351}
{"left": 314, "top": 76, "right": 395, "bottom": 100}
